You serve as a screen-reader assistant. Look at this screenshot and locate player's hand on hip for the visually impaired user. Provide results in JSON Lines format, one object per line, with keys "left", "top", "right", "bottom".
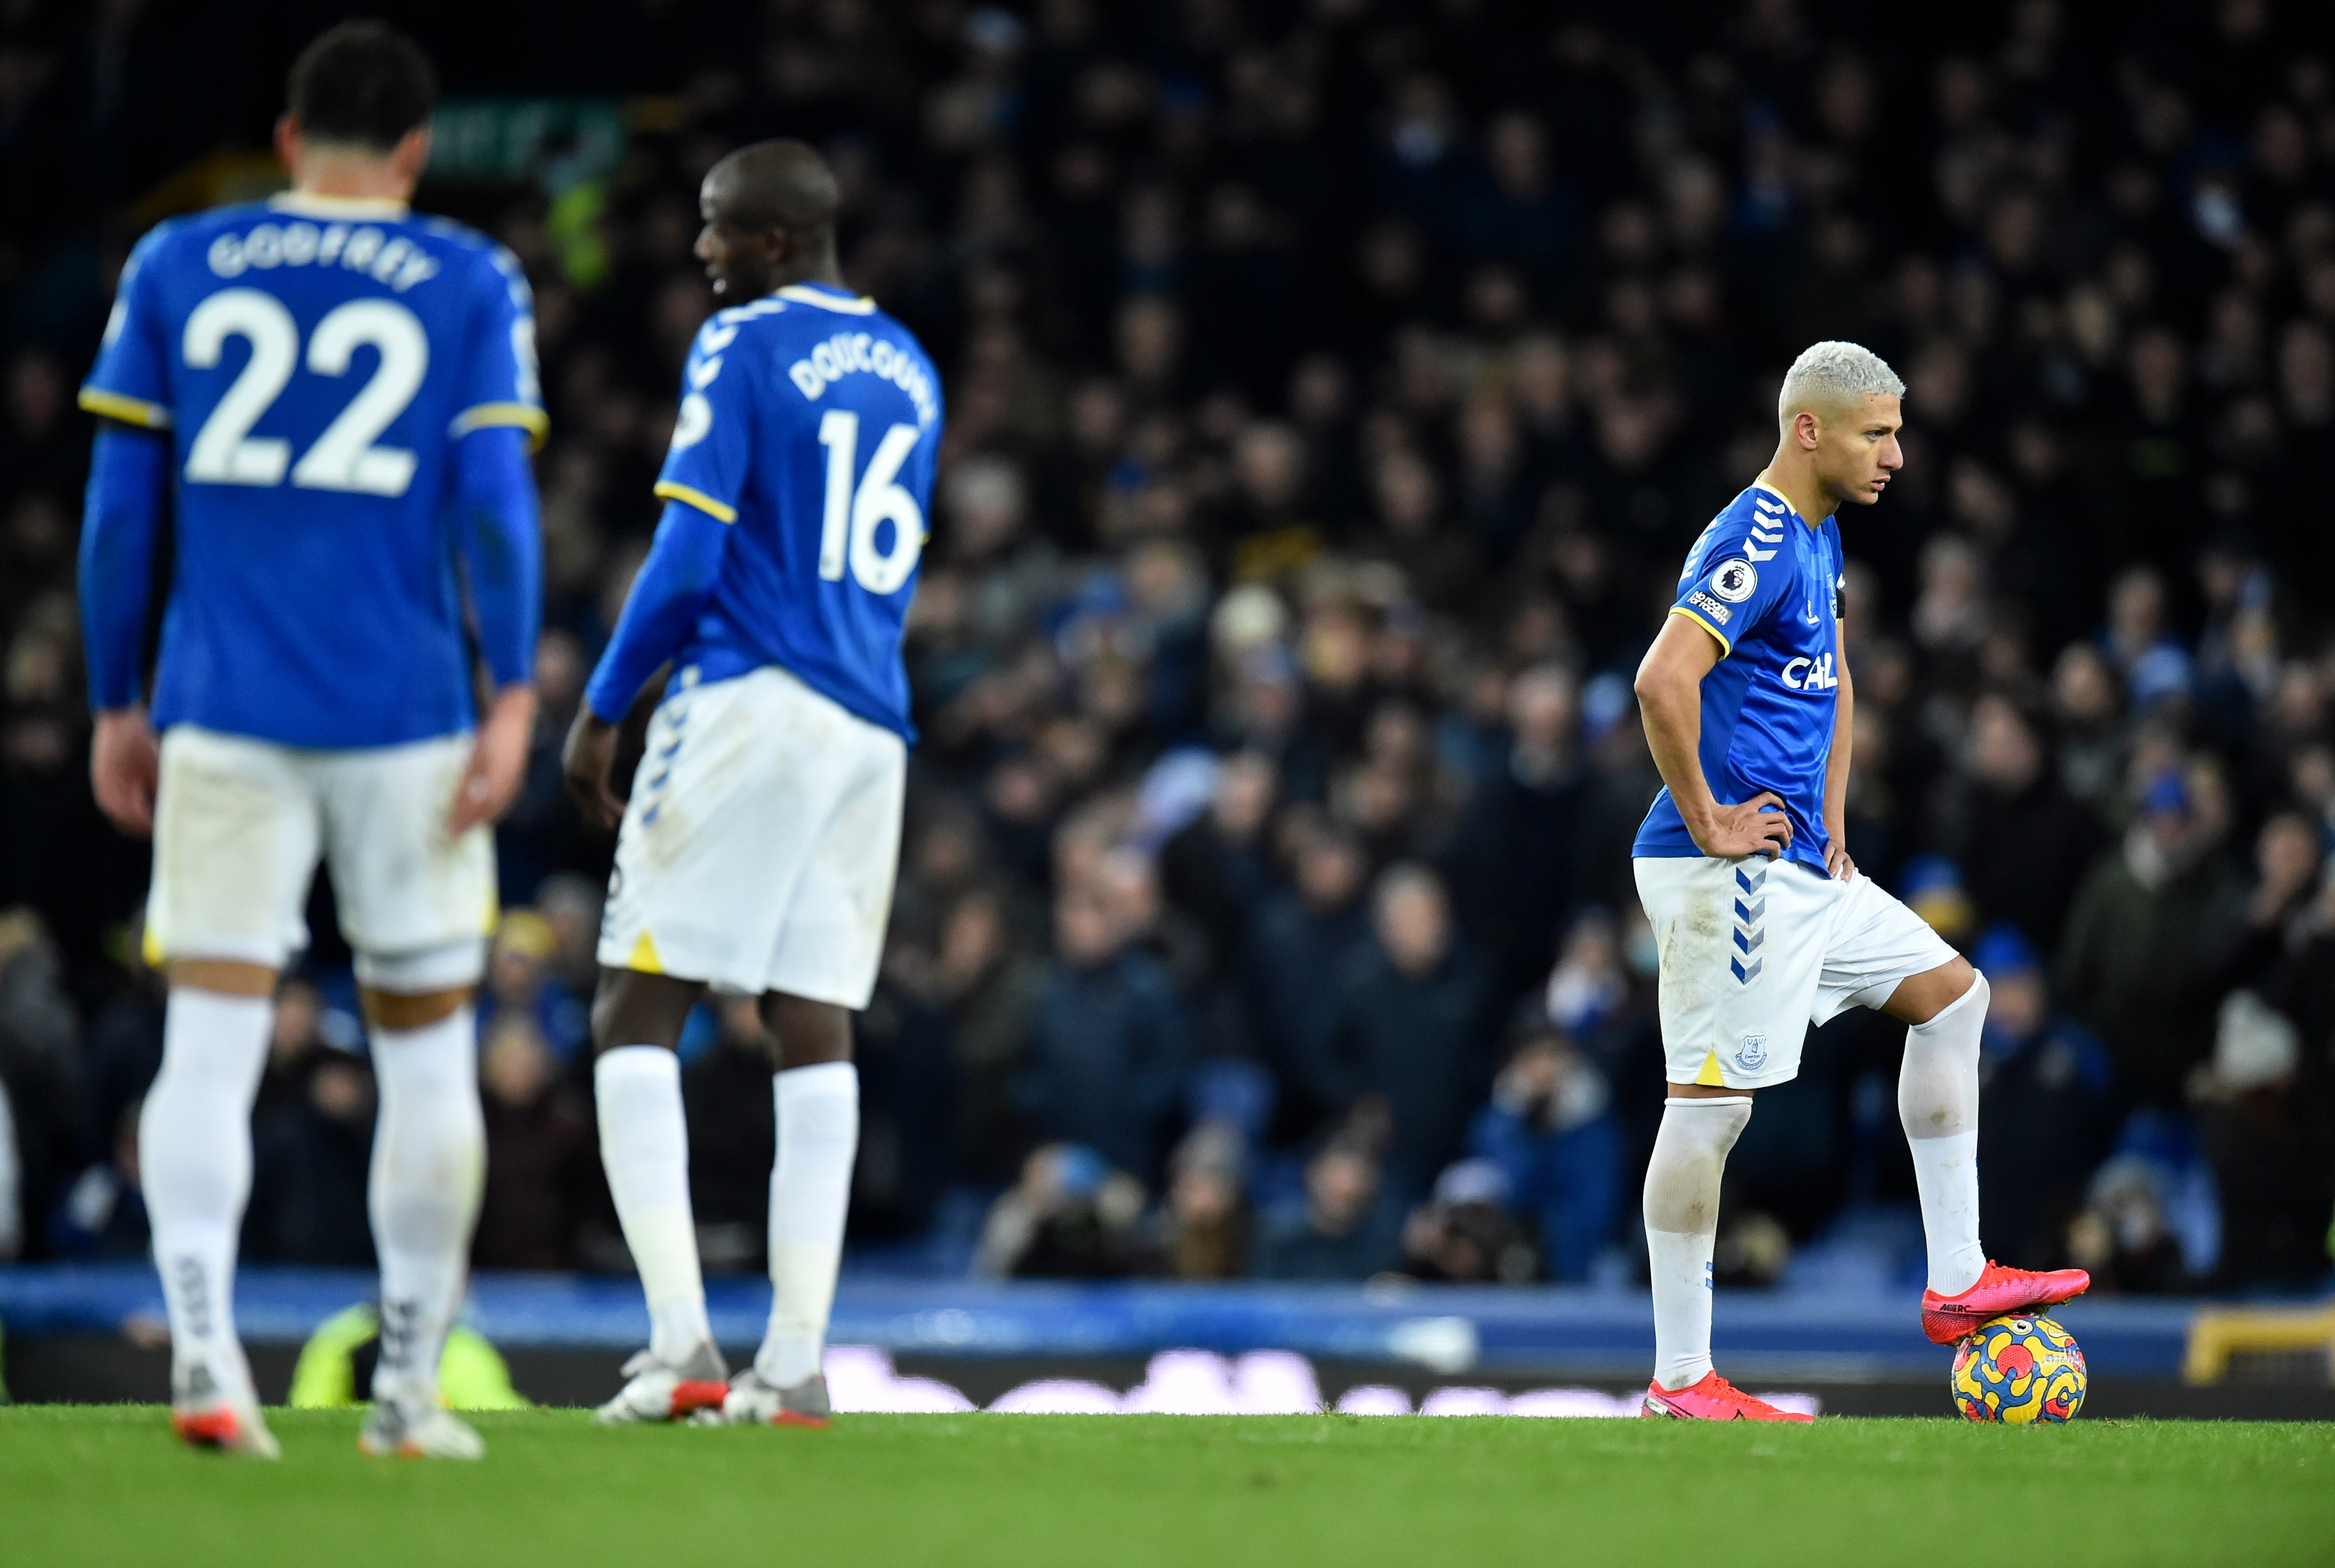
{"left": 1692, "top": 792, "right": 1793, "bottom": 860}
{"left": 560, "top": 707, "right": 626, "bottom": 831}
{"left": 448, "top": 685, "right": 538, "bottom": 837}
{"left": 91, "top": 708, "right": 160, "bottom": 838}
{"left": 1824, "top": 838, "right": 1857, "bottom": 882}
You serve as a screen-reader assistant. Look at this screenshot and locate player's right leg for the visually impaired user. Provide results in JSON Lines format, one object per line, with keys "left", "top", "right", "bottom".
{"left": 589, "top": 967, "right": 730, "bottom": 1423}
{"left": 1632, "top": 854, "right": 1823, "bottom": 1423}
{"left": 142, "top": 728, "right": 327, "bottom": 1457}
{"left": 318, "top": 734, "right": 497, "bottom": 1458}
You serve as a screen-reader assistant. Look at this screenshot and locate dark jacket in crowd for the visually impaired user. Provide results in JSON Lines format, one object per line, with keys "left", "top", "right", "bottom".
{"left": 1249, "top": 1195, "right": 1403, "bottom": 1281}
{"left": 1322, "top": 943, "right": 1495, "bottom": 1201}
{"left": 1441, "top": 763, "right": 1589, "bottom": 1000}
{"left": 1976, "top": 1016, "right": 2116, "bottom": 1270}
{"left": 2202, "top": 1082, "right": 2335, "bottom": 1290}
{"left": 2057, "top": 845, "right": 2251, "bottom": 1110}
{"left": 1016, "top": 949, "right": 1191, "bottom": 1184}
{"left": 473, "top": 1082, "right": 598, "bottom": 1271}
{"left": 1934, "top": 774, "right": 2103, "bottom": 952}
{"left": 1241, "top": 887, "right": 1369, "bottom": 1143}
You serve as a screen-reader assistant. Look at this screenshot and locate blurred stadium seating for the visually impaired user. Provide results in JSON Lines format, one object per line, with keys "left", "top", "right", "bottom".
{"left": 1, "top": 1, "right": 2333, "bottom": 1392}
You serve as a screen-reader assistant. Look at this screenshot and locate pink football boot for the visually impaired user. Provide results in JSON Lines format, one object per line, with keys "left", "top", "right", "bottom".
{"left": 1921, "top": 1260, "right": 2090, "bottom": 1345}
{"left": 1640, "top": 1372, "right": 1814, "bottom": 1422}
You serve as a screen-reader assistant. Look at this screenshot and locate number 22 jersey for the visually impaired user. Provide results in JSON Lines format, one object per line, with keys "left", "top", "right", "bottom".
{"left": 648, "top": 281, "right": 942, "bottom": 742}
{"left": 80, "top": 192, "right": 545, "bottom": 749}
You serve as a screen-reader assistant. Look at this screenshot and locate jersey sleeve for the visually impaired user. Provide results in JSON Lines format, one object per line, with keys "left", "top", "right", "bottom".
{"left": 446, "top": 245, "right": 549, "bottom": 449}
{"left": 650, "top": 328, "right": 755, "bottom": 524}
{"left": 79, "top": 227, "right": 175, "bottom": 431}
{"left": 1668, "top": 502, "right": 1793, "bottom": 656}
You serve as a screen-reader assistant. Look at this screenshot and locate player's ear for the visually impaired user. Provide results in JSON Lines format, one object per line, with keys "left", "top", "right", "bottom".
{"left": 1795, "top": 409, "right": 1822, "bottom": 451}
{"left": 274, "top": 114, "right": 301, "bottom": 173}
{"left": 393, "top": 125, "right": 432, "bottom": 186}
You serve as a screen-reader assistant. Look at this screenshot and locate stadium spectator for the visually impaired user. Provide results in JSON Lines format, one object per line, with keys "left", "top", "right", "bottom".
{"left": 975, "top": 1143, "right": 1153, "bottom": 1281}
{"left": 1970, "top": 926, "right": 2116, "bottom": 1271}
{"left": 1013, "top": 879, "right": 1191, "bottom": 1185}
{"left": 2057, "top": 769, "right": 2253, "bottom": 1113}
{"left": 476, "top": 911, "right": 591, "bottom": 1065}
{"left": 1929, "top": 691, "right": 2103, "bottom": 953}
{"left": 1466, "top": 1015, "right": 1623, "bottom": 1283}
{"left": 2194, "top": 991, "right": 2335, "bottom": 1291}
{"left": 472, "top": 1014, "right": 599, "bottom": 1272}
{"left": 1250, "top": 1134, "right": 1402, "bottom": 1282}
{"left": 680, "top": 997, "right": 779, "bottom": 1273}
{"left": 1397, "top": 1158, "right": 1541, "bottom": 1285}
{"left": 1154, "top": 1121, "right": 1250, "bottom": 1281}
{"left": 1322, "top": 863, "right": 1494, "bottom": 1204}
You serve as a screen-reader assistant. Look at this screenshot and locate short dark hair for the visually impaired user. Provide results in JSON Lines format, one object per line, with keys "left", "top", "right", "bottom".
{"left": 286, "top": 21, "right": 436, "bottom": 151}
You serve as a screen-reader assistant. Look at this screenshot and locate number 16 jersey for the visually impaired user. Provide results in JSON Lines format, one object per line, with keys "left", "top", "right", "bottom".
{"left": 650, "top": 281, "right": 942, "bottom": 743}
{"left": 81, "top": 193, "right": 545, "bottom": 749}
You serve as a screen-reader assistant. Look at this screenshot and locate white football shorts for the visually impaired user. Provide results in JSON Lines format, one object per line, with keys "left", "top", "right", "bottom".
{"left": 1632, "top": 854, "right": 1959, "bottom": 1090}
{"left": 146, "top": 726, "right": 496, "bottom": 991}
{"left": 597, "top": 664, "right": 906, "bottom": 1008}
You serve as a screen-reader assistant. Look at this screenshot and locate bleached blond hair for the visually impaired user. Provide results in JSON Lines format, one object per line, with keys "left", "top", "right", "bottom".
{"left": 1778, "top": 341, "right": 1905, "bottom": 434}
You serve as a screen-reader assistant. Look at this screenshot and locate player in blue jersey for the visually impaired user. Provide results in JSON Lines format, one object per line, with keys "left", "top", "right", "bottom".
{"left": 560, "top": 141, "right": 939, "bottom": 1430}
{"left": 1627, "top": 343, "right": 2088, "bottom": 1422}
{"left": 77, "top": 24, "right": 543, "bottom": 1459}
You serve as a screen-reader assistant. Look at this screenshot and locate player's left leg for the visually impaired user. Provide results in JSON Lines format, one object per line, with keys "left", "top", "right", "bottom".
{"left": 724, "top": 702, "right": 903, "bottom": 1429}
{"left": 721, "top": 994, "right": 854, "bottom": 1428}
{"left": 320, "top": 736, "right": 495, "bottom": 1457}
{"left": 1818, "top": 878, "right": 2088, "bottom": 1342}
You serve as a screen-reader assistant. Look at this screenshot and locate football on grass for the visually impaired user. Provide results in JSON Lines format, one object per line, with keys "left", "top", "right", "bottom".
{"left": 1951, "top": 1314, "right": 2087, "bottom": 1424}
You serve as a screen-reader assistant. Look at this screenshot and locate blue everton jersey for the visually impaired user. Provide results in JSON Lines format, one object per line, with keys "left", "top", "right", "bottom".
{"left": 80, "top": 193, "right": 545, "bottom": 748}
{"left": 651, "top": 282, "right": 940, "bottom": 740}
{"left": 1634, "top": 483, "right": 1846, "bottom": 874}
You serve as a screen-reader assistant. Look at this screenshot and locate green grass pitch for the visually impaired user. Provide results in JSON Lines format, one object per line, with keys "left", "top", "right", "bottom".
{"left": 4, "top": 1406, "right": 2332, "bottom": 1568}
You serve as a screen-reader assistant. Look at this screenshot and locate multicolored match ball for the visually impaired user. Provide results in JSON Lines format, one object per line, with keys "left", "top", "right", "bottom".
{"left": 1950, "top": 1314, "right": 2086, "bottom": 1424}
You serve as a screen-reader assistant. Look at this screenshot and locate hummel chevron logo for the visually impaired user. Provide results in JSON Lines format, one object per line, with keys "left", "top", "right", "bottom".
{"left": 1735, "top": 866, "right": 1766, "bottom": 893}
{"left": 1732, "top": 956, "right": 1763, "bottom": 983}
{"left": 1733, "top": 926, "right": 1765, "bottom": 953}
{"left": 1734, "top": 898, "right": 1766, "bottom": 925}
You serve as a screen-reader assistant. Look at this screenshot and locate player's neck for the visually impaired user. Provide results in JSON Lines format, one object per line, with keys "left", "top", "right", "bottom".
{"left": 768, "top": 256, "right": 846, "bottom": 293}
{"left": 1754, "top": 461, "right": 1831, "bottom": 530}
{"left": 290, "top": 154, "right": 415, "bottom": 207}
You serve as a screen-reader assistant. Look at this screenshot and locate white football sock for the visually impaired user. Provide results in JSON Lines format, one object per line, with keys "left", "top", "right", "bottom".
{"left": 367, "top": 1004, "right": 486, "bottom": 1405}
{"left": 595, "top": 1046, "right": 712, "bottom": 1364}
{"left": 757, "top": 1062, "right": 858, "bottom": 1388}
{"left": 140, "top": 987, "right": 272, "bottom": 1401}
{"left": 1643, "top": 1095, "right": 1752, "bottom": 1392}
{"left": 1900, "top": 972, "right": 1989, "bottom": 1296}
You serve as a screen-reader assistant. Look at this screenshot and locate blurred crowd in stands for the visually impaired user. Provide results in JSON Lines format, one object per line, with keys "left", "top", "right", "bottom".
{"left": 2, "top": 0, "right": 2334, "bottom": 1295}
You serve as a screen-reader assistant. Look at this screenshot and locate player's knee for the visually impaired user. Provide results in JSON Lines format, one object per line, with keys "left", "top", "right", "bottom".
{"left": 355, "top": 941, "right": 485, "bottom": 1008}
{"left": 1898, "top": 957, "right": 1982, "bottom": 1029}
{"left": 761, "top": 992, "right": 853, "bottom": 1069}
{"left": 590, "top": 969, "right": 700, "bottom": 1052}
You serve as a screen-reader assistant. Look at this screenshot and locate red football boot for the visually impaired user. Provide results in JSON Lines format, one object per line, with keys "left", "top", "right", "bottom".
{"left": 1921, "top": 1260, "right": 2090, "bottom": 1345}
{"left": 1640, "top": 1372, "right": 1814, "bottom": 1422}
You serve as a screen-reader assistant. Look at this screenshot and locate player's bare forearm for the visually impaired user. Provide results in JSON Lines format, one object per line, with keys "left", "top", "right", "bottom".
{"left": 1634, "top": 614, "right": 1791, "bottom": 860}
{"left": 1822, "top": 630, "right": 1856, "bottom": 880}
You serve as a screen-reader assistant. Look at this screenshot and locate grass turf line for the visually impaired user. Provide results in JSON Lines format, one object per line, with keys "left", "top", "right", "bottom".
{"left": 3, "top": 1406, "right": 2331, "bottom": 1568}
